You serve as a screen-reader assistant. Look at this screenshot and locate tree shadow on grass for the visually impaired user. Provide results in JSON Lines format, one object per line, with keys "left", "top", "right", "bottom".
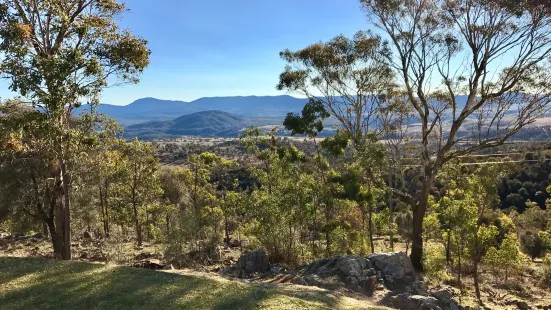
{"left": 0, "top": 257, "right": 347, "bottom": 310}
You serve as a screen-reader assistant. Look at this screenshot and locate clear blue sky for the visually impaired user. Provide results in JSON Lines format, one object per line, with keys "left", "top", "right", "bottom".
{"left": 101, "top": 0, "right": 367, "bottom": 105}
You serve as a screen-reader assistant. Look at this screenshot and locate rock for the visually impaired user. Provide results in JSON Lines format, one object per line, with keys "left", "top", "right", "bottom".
{"left": 516, "top": 301, "right": 529, "bottom": 310}
{"left": 133, "top": 259, "right": 165, "bottom": 270}
{"left": 15, "top": 235, "right": 30, "bottom": 241}
{"left": 335, "top": 255, "right": 368, "bottom": 278}
{"left": 291, "top": 277, "right": 307, "bottom": 286}
{"left": 388, "top": 293, "right": 441, "bottom": 310}
{"left": 31, "top": 233, "right": 45, "bottom": 239}
{"left": 0, "top": 232, "right": 11, "bottom": 239}
{"left": 367, "top": 252, "right": 415, "bottom": 289}
{"left": 235, "top": 250, "right": 270, "bottom": 276}
{"left": 83, "top": 231, "right": 93, "bottom": 240}
{"left": 305, "top": 274, "right": 322, "bottom": 286}
{"left": 430, "top": 288, "right": 463, "bottom": 310}
{"left": 410, "top": 280, "right": 428, "bottom": 295}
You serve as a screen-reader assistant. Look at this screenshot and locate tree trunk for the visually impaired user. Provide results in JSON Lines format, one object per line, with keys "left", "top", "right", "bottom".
{"left": 46, "top": 216, "right": 63, "bottom": 259}
{"left": 368, "top": 205, "right": 375, "bottom": 254}
{"left": 42, "top": 222, "right": 49, "bottom": 238}
{"left": 59, "top": 158, "right": 71, "bottom": 260}
{"left": 474, "top": 261, "right": 481, "bottom": 303}
{"left": 411, "top": 174, "right": 434, "bottom": 271}
{"left": 134, "top": 203, "right": 142, "bottom": 246}
{"left": 411, "top": 207, "right": 425, "bottom": 271}
{"left": 445, "top": 231, "right": 451, "bottom": 263}
{"left": 325, "top": 230, "right": 331, "bottom": 256}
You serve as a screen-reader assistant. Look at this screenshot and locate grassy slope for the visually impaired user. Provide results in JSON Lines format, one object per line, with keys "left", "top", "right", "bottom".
{"left": 0, "top": 257, "right": 389, "bottom": 310}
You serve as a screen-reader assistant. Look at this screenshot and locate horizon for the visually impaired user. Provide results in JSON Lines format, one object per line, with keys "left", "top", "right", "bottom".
{"left": 0, "top": 0, "right": 367, "bottom": 106}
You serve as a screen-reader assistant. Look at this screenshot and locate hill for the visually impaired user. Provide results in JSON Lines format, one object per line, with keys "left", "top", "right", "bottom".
{"left": 0, "top": 257, "right": 388, "bottom": 310}
{"left": 124, "top": 110, "right": 286, "bottom": 139}
{"left": 76, "top": 96, "right": 308, "bottom": 126}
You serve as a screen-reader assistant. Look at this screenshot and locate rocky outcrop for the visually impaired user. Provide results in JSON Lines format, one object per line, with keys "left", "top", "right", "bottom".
{"left": 384, "top": 288, "right": 463, "bottom": 310}
{"left": 292, "top": 255, "right": 385, "bottom": 294}
{"left": 290, "top": 252, "right": 419, "bottom": 295}
{"left": 227, "top": 250, "right": 271, "bottom": 278}
{"left": 367, "top": 252, "right": 415, "bottom": 290}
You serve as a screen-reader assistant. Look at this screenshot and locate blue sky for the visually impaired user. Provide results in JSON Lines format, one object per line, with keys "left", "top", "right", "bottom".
{"left": 99, "top": 0, "right": 367, "bottom": 105}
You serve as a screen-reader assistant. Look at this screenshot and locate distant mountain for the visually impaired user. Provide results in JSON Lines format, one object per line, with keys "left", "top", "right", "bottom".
{"left": 76, "top": 96, "right": 308, "bottom": 126}
{"left": 124, "top": 110, "right": 286, "bottom": 139}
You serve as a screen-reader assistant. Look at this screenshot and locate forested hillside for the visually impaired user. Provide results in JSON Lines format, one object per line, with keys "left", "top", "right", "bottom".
{"left": 2, "top": 0, "right": 551, "bottom": 309}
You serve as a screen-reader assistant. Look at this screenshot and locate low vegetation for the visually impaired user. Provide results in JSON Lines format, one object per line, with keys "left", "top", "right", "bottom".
{"left": 2, "top": 0, "right": 551, "bottom": 309}
{"left": 0, "top": 257, "right": 389, "bottom": 310}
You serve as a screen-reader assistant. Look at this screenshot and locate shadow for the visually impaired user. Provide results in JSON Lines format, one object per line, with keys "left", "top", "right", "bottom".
{"left": 0, "top": 257, "right": 352, "bottom": 310}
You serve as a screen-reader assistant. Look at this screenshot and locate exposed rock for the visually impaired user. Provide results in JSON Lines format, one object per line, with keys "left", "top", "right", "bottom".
{"left": 515, "top": 300, "right": 529, "bottom": 310}
{"left": 231, "top": 250, "right": 270, "bottom": 277}
{"left": 31, "top": 233, "right": 45, "bottom": 239}
{"left": 410, "top": 280, "right": 429, "bottom": 295}
{"left": 430, "top": 288, "right": 463, "bottom": 310}
{"left": 133, "top": 258, "right": 165, "bottom": 270}
{"left": 15, "top": 235, "right": 30, "bottom": 241}
{"left": 0, "top": 232, "right": 11, "bottom": 239}
{"left": 134, "top": 252, "right": 163, "bottom": 260}
{"left": 294, "top": 255, "right": 382, "bottom": 294}
{"left": 388, "top": 293, "right": 442, "bottom": 310}
{"left": 367, "top": 252, "right": 415, "bottom": 289}
{"left": 83, "top": 231, "right": 93, "bottom": 240}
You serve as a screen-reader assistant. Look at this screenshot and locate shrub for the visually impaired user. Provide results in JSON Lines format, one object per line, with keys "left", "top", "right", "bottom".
{"left": 423, "top": 245, "right": 451, "bottom": 283}
{"left": 520, "top": 231, "right": 548, "bottom": 260}
{"left": 539, "top": 255, "right": 551, "bottom": 289}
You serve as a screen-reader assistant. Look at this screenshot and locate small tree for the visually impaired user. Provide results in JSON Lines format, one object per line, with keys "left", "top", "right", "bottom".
{"left": 485, "top": 232, "right": 526, "bottom": 281}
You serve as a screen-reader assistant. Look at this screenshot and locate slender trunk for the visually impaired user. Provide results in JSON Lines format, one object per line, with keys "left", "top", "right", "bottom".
{"left": 445, "top": 231, "right": 451, "bottom": 263}
{"left": 166, "top": 213, "right": 170, "bottom": 236}
{"left": 224, "top": 215, "right": 230, "bottom": 244}
{"left": 411, "top": 174, "right": 434, "bottom": 271}
{"left": 134, "top": 203, "right": 142, "bottom": 246}
{"left": 325, "top": 230, "right": 331, "bottom": 257}
{"left": 457, "top": 251, "right": 462, "bottom": 287}
{"left": 474, "top": 261, "right": 481, "bottom": 303}
{"left": 42, "top": 222, "right": 49, "bottom": 238}
{"left": 288, "top": 225, "right": 293, "bottom": 264}
{"left": 312, "top": 206, "right": 316, "bottom": 257}
{"left": 46, "top": 216, "right": 63, "bottom": 259}
{"left": 368, "top": 205, "right": 375, "bottom": 254}
{"left": 388, "top": 161, "right": 394, "bottom": 251}
{"left": 59, "top": 158, "right": 71, "bottom": 260}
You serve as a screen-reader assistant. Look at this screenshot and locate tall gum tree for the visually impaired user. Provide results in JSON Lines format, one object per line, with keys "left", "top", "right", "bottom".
{"left": 361, "top": 0, "right": 551, "bottom": 270}
{"left": 0, "top": 0, "right": 150, "bottom": 259}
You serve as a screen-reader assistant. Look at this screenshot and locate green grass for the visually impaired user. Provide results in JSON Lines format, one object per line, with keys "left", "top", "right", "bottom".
{"left": 0, "top": 257, "right": 389, "bottom": 310}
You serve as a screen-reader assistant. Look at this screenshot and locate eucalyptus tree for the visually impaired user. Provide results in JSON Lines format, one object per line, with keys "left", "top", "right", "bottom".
{"left": 360, "top": 0, "right": 551, "bottom": 270}
{"left": 0, "top": 0, "right": 150, "bottom": 259}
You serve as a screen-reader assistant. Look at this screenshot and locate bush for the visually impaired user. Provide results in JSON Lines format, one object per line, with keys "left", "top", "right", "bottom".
{"left": 520, "top": 231, "right": 548, "bottom": 260}
{"left": 423, "top": 245, "right": 451, "bottom": 283}
{"left": 539, "top": 255, "right": 551, "bottom": 289}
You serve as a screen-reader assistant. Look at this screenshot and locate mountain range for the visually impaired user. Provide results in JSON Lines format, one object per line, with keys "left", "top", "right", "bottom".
{"left": 124, "top": 110, "right": 289, "bottom": 139}
{"left": 76, "top": 95, "right": 308, "bottom": 126}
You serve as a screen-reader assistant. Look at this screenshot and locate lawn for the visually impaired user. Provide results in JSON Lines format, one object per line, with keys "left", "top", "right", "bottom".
{"left": 0, "top": 257, "right": 389, "bottom": 310}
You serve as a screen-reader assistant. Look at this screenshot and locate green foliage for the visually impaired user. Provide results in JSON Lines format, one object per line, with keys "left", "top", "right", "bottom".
{"left": 520, "top": 231, "right": 549, "bottom": 260}
{"left": 485, "top": 233, "right": 526, "bottom": 281}
{"left": 283, "top": 98, "right": 330, "bottom": 138}
{"left": 422, "top": 245, "right": 451, "bottom": 283}
{"left": 539, "top": 255, "right": 551, "bottom": 289}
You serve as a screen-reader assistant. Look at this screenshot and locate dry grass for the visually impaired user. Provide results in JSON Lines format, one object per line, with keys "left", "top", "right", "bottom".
{"left": 0, "top": 257, "right": 391, "bottom": 310}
